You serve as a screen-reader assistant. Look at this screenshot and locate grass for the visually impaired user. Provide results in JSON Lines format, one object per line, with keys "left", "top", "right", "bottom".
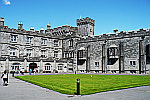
{"left": 15, "top": 74, "right": 150, "bottom": 95}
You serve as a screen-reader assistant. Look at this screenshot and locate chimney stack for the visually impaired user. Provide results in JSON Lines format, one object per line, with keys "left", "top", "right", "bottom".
{"left": 30, "top": 27, "right": 34, "bottom": 32}
{"left": 40, "top": 27, "right": 44, "bottom": 33}
{"left": 47, "top": 23, "right": 50, "bottom": 30}
{"left": 18, "top": 21, "right": 23, "bottom": 30}
{"left": 0, "top": 17, "right": 4, "bottom": 26}
{"left": 113, "top": 29, "right": 118, "bottom": 33}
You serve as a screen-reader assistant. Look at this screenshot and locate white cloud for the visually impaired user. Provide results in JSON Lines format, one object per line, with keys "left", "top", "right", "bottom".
{"left": 3, "top": 0, "right": 11, "bottom": 5}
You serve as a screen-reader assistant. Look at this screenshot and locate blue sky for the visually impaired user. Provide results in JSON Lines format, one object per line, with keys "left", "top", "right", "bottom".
{"left": 0, "top": 0, "right": 150, "bottom": 35}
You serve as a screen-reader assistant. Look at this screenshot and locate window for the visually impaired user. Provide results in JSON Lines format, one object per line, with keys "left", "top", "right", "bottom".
{"left": 90, "top": 29, "right": 92, "bottom": 32}
{"left": 69, "top": 39, "right": 73, "bottom": 47}
{"left": 70, "top": 52, "right": 74, "bottom": 58}
{"left": 41, "top": 50, "right": 46, "bottom": 58}
{"left": 11, "top": 35, "right": 17, "bottom": 42}
{"left": 64, "top": 52, "right": 68, "bottom": 58}
{"left": 109, "top": 48, "right": 118, "bottom": 56}
{"left": 54, "top": 51, "right": 58, "bottom": 57}
{"left": 10, "top": 48, "right": 16, "bottom": 56}
{"left": 26, "top": 49, "right": 32, "bottom": 57}
{"left": 45, "top": 66, "right": 50, "bottom": 70}
{"left": 54, "top": 40, "right": 58, "bottom": 46}
{"left": 42, "top": 39, "right": 46, "bottom": 45}
{"left": 58, "top": 65, "right": 63, "bottom": 70}
{"left": 27, "top": 37, "right": 32, "bottom": 43}
{"left": 78, "top": 50, "right": 83, "bottom": 58}
{"left": 130, "top": 61, "right": 136, "bottom": 66}
{"left": 95, "top": 62, "right": 99, "bottom": 67}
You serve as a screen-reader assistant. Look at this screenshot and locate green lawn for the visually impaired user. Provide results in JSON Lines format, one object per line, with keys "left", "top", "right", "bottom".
{"left": 15, "top": 74, "right": 150, "bottom": 95}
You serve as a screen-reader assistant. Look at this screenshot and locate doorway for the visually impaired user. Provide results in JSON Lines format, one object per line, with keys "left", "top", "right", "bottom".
{"left": 29, "top": 63, "right": 37, "bottom": 73}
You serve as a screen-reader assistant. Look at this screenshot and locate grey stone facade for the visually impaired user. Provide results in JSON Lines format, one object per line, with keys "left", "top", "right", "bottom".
{"left": 0, "top": 17, "right": 150, "bottom": 74}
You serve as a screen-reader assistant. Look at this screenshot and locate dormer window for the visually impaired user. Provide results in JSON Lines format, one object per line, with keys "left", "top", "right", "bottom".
{"left": 27, "top": 37, "right": 32, "bottom": 43}
{"left": 11, "top": 35, "right": 17, "bottom": 42}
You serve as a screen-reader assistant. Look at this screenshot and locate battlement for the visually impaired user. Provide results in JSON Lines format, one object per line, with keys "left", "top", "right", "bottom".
{"left": 77, "top": 17, "right": 95, "bottom": 26}
{"left": 78, "top": 28, "right": 150, "bottom": 43}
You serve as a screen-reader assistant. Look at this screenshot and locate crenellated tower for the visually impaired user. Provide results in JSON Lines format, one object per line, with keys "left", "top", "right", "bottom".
{"left": 77, "top": 17, "right": 95, "bottom": 36}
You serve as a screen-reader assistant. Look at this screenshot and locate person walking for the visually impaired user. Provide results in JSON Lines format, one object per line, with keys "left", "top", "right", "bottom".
{"left": 1, "top": 70, "right": 8, "bottom": 86}
{"left": 29, "top": 68, "right": 32, "bottom": 75}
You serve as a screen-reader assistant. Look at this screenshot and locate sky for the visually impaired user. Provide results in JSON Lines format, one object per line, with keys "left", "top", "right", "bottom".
{"left": 0, "top": 0, "right": 150, "bottom": 35}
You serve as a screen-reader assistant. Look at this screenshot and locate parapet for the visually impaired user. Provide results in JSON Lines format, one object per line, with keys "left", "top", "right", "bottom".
{"left": 77, "top": 17, "right": 95, "bottom": 26}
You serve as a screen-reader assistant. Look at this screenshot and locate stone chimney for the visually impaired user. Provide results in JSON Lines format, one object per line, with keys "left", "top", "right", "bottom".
{"left": 18, "top": 21, "right": 23, "bottom": 30}
{"left": 30, "top": 27, "right": 34, "bottom": 32}
{"left": 47, "top": 23, "right": 50, "bottom": 30}
{"left": 0, "top": 17, "right": 4, "bottom": 26}
{"left": 113, "top": 29, "right": 118, "bottom": 33}
{"left": 40, "top": 27, "right": 44, "bottom": 33}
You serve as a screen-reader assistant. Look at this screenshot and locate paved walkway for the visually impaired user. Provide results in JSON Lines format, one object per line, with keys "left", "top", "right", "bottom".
{"left": 0, "top": 74, "right": 150, "bottom": 100}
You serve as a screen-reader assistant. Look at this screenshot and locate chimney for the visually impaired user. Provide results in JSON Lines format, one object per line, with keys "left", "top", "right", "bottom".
{"left": 30, "top": 27, "right": 34, "bottom": 32}
{"left": 0, "top": 17, "right": 4, "bottom": 26}
{"left": 18, "top": 21, "right": 23, "bottom": 30}
{"left": 40, "top": 27, "right": 44, "bottom": 33}
{"left": 113, "top": 29, "right": 118, "bottom": 33}
{"left": 47, "top": 23, "right": 50, "bottom": 30}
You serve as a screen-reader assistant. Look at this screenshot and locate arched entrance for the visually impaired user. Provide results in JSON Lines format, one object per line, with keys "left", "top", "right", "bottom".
{"left": 29, "top": 63, "right": 37, "bottom": 73}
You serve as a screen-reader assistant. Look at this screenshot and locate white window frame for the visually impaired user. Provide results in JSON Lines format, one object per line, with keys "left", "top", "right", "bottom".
{"left": 26, "top": 49, "right": 32, "bottom": 57}
{"left": 10, "top": 48, "right": 16, "bottom": 56}
{"left": 58, "top": 65, "right": 63, "bottom": 70}
{"left": 129, "top": 60, "right": 136, "bottom": 66}
{"left": 41, "top": 50, "right": 46, "bottom": 58}
{"left": 54, "top": 51, "right": 58, "bottom": 58}
{"left": 95, "top": 62, "right": 99, "bottom": 67}
{"left": 11, "top": 35, "right": 17, "bottom": 42}
{"left": 27, "top": 37, "right": 32, "bottom": 43}
{"left": 42, "top": 39, "right": 46, "bottom": 45}
{"left": 54, "top": 40, "right": 58, "bottom": 47}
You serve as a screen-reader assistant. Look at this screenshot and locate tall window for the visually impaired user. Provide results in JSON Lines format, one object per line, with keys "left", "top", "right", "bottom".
{"left": 11, "top": 35, "right": 17, "bottom": 42}
{"left": 27, "top": 37, "right": 32, "bottom": 43}
{"left": 42, "top": 39, "right": 46, "bottom": 45}
{"left": 10, "top": 48, "right": 16, "bottom": 56}
{"left": 41, "top": 50, "right": 46, "bottom": 58}
{"left": 54, "top": 40, "right": 58, "bottom": 46}
{"left": 27, "top": 49, "right": 32, "bottom": 57}
{"left": 70, "top": 52, "right": 74, "bottom": 58}
{"left": 78, "top": 50, "right": 83, "bottom": 58}
{"left": 69, "top": 39, "right": 73, "bottom": 47}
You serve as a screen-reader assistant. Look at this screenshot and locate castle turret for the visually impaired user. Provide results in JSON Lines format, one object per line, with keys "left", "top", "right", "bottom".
{"left": 77, "top": 17, "right": 95, "bottom": 36}
{"left": 0, "top": 17, "right": 4, "bottom": 26}
{"left": 18, "top": 21, "right": 23, "bottom": 30}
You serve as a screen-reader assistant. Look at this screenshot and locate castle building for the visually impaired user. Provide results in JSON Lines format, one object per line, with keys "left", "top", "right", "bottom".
{"left": 0, "top": 17, "right": 150, "bottom": 74}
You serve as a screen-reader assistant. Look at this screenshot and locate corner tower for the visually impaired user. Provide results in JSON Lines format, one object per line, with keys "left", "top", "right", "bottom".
{"left": 77, "top": 17, "right": 95, "bottom": 36}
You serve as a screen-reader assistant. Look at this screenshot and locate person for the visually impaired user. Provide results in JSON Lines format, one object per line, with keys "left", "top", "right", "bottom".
{"left": 1, "top": 70, "right": 8, "bottom": 86}
{"left": 34, "top": 68, "right": 36, "bottom": 75}
{"left": 29, "top": 68, "right": 32, "bottom": 75}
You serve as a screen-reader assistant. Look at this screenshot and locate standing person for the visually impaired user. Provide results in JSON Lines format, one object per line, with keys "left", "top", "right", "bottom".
{"left": 34, "top": 68, "right": 36, "bottom": 75}
{"left": 1, "top": 70, "right": 8, "bottom": 86}
{"left": 29, "top": 68, "right": 32, "bottom": 75}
